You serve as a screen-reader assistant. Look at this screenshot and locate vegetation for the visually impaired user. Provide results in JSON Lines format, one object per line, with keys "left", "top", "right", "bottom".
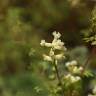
{"left": 0, "top": 0, "right": 96, "bottom": 96}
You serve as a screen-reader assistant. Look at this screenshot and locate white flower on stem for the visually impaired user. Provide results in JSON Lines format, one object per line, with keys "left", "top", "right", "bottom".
{"left": 40, "top": 32, "right": 67, "bottom": 51}
{"left": 43, "top": 54, "right": 52, "bottom": 62}
{"left": 40, "top": 31, "right": 66, "bottom": 62}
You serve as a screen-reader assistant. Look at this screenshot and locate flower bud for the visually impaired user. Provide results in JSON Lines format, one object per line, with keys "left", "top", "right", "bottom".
{"left": 40, "top": 40, "right": 46, "bottom": 46}
{"left": 45, "top": 43, "right": 52, "bottom": 47}
{"left": 43, "top": 54, "right": 52, "bottom": 61}
{"left": 52, "top": 31, "right": 61, "bottom": 39}
{"left": 55, "top": 54, "right": 65, "bottom": 60}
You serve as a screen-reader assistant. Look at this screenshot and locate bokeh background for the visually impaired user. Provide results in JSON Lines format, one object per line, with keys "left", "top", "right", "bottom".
{"left": 0, "top": 0, "right": 96, "bottom": 96}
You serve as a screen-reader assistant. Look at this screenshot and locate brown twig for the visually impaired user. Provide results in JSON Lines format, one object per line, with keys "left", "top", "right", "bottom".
{"left": 81, "top": 47, "right": 95, "bottom": 74}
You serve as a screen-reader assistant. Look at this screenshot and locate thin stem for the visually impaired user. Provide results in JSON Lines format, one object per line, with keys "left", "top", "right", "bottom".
{"left": 81, "top": 54, "right": 91, "bottom": 74}
{"left": 81, "top": 47, "right": 95, "bottom": 74}
{"left": 53, "top": 60, "right": 65, "bottom": 96}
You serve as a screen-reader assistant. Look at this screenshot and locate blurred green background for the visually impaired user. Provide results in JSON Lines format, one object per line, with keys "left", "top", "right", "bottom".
{"left": 0, "top": 0, "right": 96, "bottom": 96}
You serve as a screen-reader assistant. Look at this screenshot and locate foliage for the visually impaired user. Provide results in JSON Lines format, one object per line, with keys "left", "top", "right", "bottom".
{"left": 83, "top": 6, "right": 96, "bottom": 45}
{"left": 0, "top": 0, "right": 96, "bottom": 96}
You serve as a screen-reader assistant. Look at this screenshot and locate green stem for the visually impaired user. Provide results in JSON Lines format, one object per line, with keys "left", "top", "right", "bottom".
{"left": 53, "top": 60, "right": 65, "bottom": 96}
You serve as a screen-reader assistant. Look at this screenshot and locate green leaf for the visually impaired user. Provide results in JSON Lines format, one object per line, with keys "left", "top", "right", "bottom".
{"left": 84, "top": 70, "right": 94, "bottom": 77}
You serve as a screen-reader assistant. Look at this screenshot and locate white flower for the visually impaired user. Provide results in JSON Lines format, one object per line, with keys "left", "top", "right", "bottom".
{"left": 65, "top": 74, "right": 72, "bottom": 79}
{"left": 45, "top": 43, "right": 52, "bottom": 47}
{"left": 40, "top": 40, "right": 52, "bottom": 47}
{"left": 55, "top": 54, "right": 65, "bottom": 60}
{"left": 73, "top": 66, "right": 83, "bottom": 74}
{"left": 40, "top": 40, "right": 46, "bottom": 46}
{"left": 78, "top": 67, "right": 83, "bottom": 71}
{"left": 43, "top": 54, "right": 52, "bottom": 61}
{"left": 40, "top": 31, "right": 66, "bottom": 62}
{"left": 65, "top": 60, "right": 77, "bottom": 67}
{"left": 49, "top": 49, "right": 54, "bottom": 56}
{"left": 52, "top": 39, "right": 66, "bottom": 50}
{"left": 65, "top": 74, "right": 81, "bottom": 83}
{"left": 75, "top": 76, "right": 81, "bottom": 81}
{"left": 40, "top": 32, "right": 67, "bottom": 51}
{"left": 73, "top": 66, "right": 78, "bottom": 73}
{"left": 52, "top": 31, "right": 61, "bottom": 39}
{"left": 71, "top": 76, "right": 81, "bottom": 83}
{"left": 56, "top": 40, "right": 64, "bottom": 46}
{"left": 65, "top": 62, "right": 71, "bottom": 67}
{"left": 52, "top": 32, "right": 66, "bottom": 50}
{"left": 71, "top": 60, "right": 78, "bottom": 66}
{"left": 66, "top": 60, "right": 83, "bottom": 74}
{"left": 70, "top": 76, "right": 76, "bottom": 83}
{"left": 93, "top": 86, "right": 96, "bottom": 94}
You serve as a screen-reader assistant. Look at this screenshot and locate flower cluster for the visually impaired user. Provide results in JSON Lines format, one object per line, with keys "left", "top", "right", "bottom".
{"left": 65, "top": 74, "right": 81, "bottom": 83}
{"left": 64, "top": 60, "right": 83, "bottom": 83}
{"left": 88, "top": 86, "right": 96, "bottom": 96}
{"left": 40, "top": 31, "right": 67, "bottom": 62}
{"left": 40, "top": 31, "right": 87, "bottom": 96}
{"left": 66, "top": 60, "right": 83, "bottom": 74}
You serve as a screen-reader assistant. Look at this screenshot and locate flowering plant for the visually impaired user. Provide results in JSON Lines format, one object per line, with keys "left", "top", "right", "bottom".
{"left": 40, "top": 31, "right": 95, "bottom": 96}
